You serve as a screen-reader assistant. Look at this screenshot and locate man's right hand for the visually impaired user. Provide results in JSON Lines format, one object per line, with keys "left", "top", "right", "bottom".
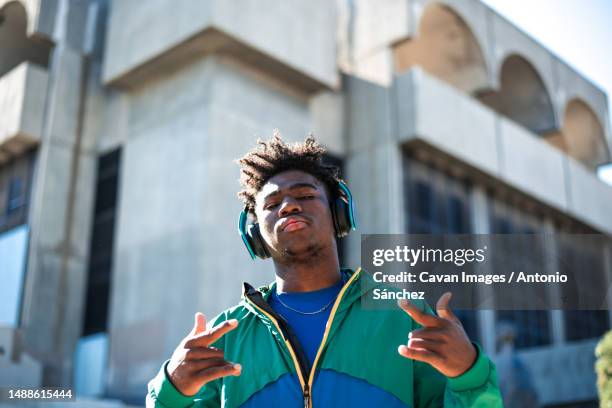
{"left": 167, "top": 312, "right": 241, "bottom": 396}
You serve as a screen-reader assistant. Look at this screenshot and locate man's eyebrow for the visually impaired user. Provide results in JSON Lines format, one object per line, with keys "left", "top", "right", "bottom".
{"left": 263, "top": 182, "right": 319, "bottom": 200}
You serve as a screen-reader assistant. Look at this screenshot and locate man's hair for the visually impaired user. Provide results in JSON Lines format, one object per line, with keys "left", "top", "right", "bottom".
{"left": 236, "top": 130, "right": 342, "bottom": 214}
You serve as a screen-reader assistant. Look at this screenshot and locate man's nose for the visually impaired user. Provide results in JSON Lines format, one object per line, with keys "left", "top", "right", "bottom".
{"left": 279, "top": 197, "right": 302, "bottom": 216}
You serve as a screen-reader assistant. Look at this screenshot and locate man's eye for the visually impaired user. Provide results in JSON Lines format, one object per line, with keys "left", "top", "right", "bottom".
{"left": 266, "top": 203, "right": 279, "bottom": 210}
{"left": 299, "top": 195, "right": 315, "bottom": 200}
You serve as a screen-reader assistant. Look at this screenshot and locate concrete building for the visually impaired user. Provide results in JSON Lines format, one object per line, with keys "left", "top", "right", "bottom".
{"left": 1, "top": 0, "right": 611, "bottom": 406}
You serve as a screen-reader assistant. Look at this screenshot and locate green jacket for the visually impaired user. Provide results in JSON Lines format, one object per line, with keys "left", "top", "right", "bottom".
{"left": 147, "top": 268, "right": 503, "bottom": 407}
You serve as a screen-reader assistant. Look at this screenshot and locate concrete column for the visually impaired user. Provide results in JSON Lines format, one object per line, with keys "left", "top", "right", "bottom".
{"left": 344, "top": 76, "right": 402, "bottom": 266}
{"left": 469, "top": 185, "right": 496, "bottom": 356}
{"left": 542, "top": 219, "right": 565, "bottom": 345}
{"left": 20, "top": 0, "right": 98, "bottom": 386}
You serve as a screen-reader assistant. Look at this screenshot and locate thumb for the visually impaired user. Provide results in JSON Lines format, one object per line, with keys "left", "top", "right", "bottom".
{"left": 436, "top": 292, "right": 458, "bottom": 322}
{"left": 192, "top": 312, "right": 206, "bottom": 335}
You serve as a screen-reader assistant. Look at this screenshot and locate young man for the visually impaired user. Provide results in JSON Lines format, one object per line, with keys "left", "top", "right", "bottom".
{"left": 147, "top": 134, "right": 503, "bottom": 407}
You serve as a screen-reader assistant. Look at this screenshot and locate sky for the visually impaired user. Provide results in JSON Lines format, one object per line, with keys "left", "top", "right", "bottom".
{"left": 480, "top": 0, "right": 612, "bottom": 186}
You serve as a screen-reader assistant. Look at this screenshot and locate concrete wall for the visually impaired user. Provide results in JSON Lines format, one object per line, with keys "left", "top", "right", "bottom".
{"left": 498, "top": 117, "right": 568, "bottom": 211}
{"left": 102, "top": 0, "right": 337, "bottom": 90}
{"left": 554, "top": 59, "right": 612, "bottom": 161}
{"left": 399, "top": 68, "right": 499, "bottom": 175}
{"left": 0, "top": 62, "right": 48, "bottom": 163}
{"left": 566, "top": 157, "right": 612, "bottom": 233}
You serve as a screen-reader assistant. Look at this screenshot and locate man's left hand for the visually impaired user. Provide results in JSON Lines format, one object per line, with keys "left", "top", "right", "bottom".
{"left": 397, "top": 292, "right": 477, "bottom": 378}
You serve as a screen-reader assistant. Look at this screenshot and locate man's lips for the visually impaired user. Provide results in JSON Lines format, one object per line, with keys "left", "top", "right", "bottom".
{"left": 284, "top": 221, "right": 307, "bottom": 232}
{"left": 280, "top": 217, "right": 309, "bottom": 232}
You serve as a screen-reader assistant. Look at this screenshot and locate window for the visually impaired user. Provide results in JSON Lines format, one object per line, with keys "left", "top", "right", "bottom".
{"left": 564, "top": 310, "right": 609, "bottom": 342}
{"left": 404, "top": 159, "right": 471, "bottom": 234}
{"left": 488, "top": 196, "right": 552, "bottom": 349}
{"left": 403, "top": 157, "right": 479, "bottom": 341}
{"left": 558, "top": 226, "right": 610, "bottom": 342}
{"left": 83, "top": 149, "right": 122, "bottom": 335}
{"left": 0, "top": 151, "right": 35, "bottom": 233}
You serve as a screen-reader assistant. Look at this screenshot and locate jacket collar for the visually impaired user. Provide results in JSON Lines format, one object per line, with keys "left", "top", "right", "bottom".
{"left": 241, "top": 267, "right": 381, "bottom": 315}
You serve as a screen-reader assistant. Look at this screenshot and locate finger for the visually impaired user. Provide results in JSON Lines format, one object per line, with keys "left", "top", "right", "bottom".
{"left": 407, "top": 337, "right": 442, "bottom": 353}
{"left": 398, "top": 344, "right": 443, "bottom": 366}
{"left": 191, "top": 319, "right": 239, "bottom": 346}
{"left": 195, "top": 363, "right": 242, "bottom": 383}
{"left": 191, "top": 312, "right": 207, "bottom": 336}
{"left": 397, "top": 299, "right": 441, "bottom": 327}
{"left": 436, "top": 292, "right": 459, "bottom": 322}
{"left": 207, "top": 319, "right": 239, "bottom": 344}
{"left": 185, "top": 347, "right": 225, "bottom": 361}
{"left": 409, "top": 328, "right": 446, "bottom": 342}
{"left": 187, "top": 358, "right": 232, "bottom": 372}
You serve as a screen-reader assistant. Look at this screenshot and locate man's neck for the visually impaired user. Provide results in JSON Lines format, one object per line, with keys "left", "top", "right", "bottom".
{"left": 273, "top": 255, "right": 341, "bottom": 293}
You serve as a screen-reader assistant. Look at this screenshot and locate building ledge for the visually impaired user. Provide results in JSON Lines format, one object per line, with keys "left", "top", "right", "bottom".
{"left": 0, "top": 62, "right": 48, "bottom": 164}
{"left": 102, "top": 0, "right": 338, "bottom": 92}
{"left": 394, "top": 68, "right": 612, "bottom": 234}
{"left": 103, "top": 27, "right": 334, "bottom": 94}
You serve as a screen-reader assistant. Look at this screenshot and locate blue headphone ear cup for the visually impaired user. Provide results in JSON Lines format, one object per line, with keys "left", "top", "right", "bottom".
{"left": 247, "top": 223, "right": 271, "bottom": 259}
{"left": 332, "top": 195, "right": 351, "bottom": 237}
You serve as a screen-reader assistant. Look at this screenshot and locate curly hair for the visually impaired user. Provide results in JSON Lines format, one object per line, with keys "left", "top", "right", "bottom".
{"left": 236, "top": 130, "right": 342, "bottom": 215}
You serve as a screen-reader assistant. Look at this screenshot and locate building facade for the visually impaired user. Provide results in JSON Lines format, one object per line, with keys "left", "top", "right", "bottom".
{"left": 1, "top": 0, "right": 611, "bottom": 406}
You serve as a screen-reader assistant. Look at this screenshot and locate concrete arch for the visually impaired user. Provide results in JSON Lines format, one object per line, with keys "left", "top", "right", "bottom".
{"left": 478, "top": 54, "right": 557, "bottom": 135}
{"left": 553, "top": 99, "right": 610, "bottom": 170}
{"left": 394, "top": 2, "right": 489, "bottom": 94}
{"left": 0, "top": 0, "right": 33, "bottom": 32}
{"left": 0, "top": 0, "right": 51, "bottom": 77}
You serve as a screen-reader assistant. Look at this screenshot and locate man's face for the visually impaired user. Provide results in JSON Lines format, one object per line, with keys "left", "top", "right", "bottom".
{"left": 254, "top": 170, "right": 336, "bottom": 263}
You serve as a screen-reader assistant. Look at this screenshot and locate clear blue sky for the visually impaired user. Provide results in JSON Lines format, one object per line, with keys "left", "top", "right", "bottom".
{"left": 480, "top": 0, "right": 612, "bottom": 185}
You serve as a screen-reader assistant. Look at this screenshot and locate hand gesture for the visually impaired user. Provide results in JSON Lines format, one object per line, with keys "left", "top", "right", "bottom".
{"left": 397, "top": 292, "right": 477, "bottom": 378}
{"left": 167, "top": 312, "right": 242, "bottom": 396}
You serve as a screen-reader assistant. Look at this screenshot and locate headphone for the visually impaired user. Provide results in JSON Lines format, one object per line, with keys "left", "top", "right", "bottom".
{"left": 238, "top": 181, "right": 357, "bottom": 260}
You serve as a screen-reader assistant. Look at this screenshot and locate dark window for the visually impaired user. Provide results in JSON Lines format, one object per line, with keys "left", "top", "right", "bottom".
{"left": 559, "top": 232, "right": 610, "bottom": 342}
{"left": 496, "top": 310, "right": 551, "bottom": 349}
{"left": 489, "top": 199, "right": 552, "bottom": 349}
{"left": 0, "top": 150, "right": 36, "bottom": 233}
{"left": 83, "top": 148, "right": 121, "bottom": 335}
{"left": 403, "top": 157, "right": 479, "bottom": 341}
{"left": 564, "top": 310, "right": 609, "bottom": 342}
{"left": 7, "top": 177, "right": 25, "bottom": 213}
{"left": 412, "top": 182, "right": 434, "bottom": 233}
{"left": 447, "top": 196, "right": 466, "bottom": 233}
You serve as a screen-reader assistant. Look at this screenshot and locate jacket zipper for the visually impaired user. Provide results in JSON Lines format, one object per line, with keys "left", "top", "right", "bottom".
{"left": 244, "top": 290, "right": 310, "bottom": 401}
{"left": 303, "top": 383, "right": 310, "bottom": 408}
{"left": 305, "top": 268, "right": 361, "bottom": 407}
{"left": 244, "top": 268, "right": 362, "bottom": 408}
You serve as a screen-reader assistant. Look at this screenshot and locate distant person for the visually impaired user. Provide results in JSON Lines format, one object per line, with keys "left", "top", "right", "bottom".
{"left": 146, "top": 133, "right": 503, "bottom": 407}
{"left": 494, "top": 321, "right": 539, "bottom": 407}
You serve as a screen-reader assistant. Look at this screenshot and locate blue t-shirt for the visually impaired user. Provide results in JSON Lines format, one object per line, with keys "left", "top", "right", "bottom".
{"left": 268, "top": 277, "right": 344, "bottom": 365}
